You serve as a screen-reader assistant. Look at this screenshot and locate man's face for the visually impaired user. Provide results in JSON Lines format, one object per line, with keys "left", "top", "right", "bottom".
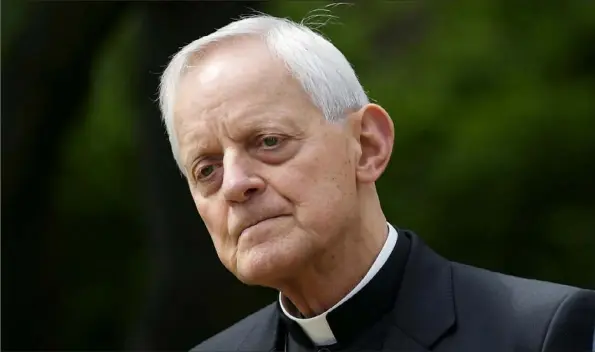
{"left": 173, "top": 39, "right": 360, "bottom": 285}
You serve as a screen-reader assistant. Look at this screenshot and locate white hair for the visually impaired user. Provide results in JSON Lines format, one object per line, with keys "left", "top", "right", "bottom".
{"left": 158, "top": 14, "right": 370, "bottom": 173}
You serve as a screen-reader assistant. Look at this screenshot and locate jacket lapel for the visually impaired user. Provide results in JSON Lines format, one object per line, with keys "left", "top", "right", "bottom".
{"left": 387, "top": 230, "right": 456, "bottom": 350}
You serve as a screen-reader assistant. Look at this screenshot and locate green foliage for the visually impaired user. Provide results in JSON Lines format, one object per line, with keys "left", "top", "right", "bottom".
{"left": 1, "top": 0, "right": 29, "bottom": 48}
{"left": 267, "top": 1, "right": 595, "bottom": 287}
{"left": 49, "top": 11, "right": 148, "bottom": 347}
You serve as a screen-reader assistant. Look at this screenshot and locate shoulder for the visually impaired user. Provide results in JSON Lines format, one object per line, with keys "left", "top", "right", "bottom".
{"left": 451, "top": 262, "right": 583, "bottom": 307}
{"left": 190, "top": 303, "right": 278, "bottom": 352}
{"left": 451, "top": 262, "right": 595, "bottom": 350}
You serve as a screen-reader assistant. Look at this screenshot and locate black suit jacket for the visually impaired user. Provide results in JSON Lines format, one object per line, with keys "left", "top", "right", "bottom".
{"left": 192, "top": 230, "right": 595, "bottom": 352}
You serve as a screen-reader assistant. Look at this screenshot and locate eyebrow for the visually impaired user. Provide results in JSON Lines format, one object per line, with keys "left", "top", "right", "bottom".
{"left": 181, "top": 134, "right": 214, "bottom": 166}
{"left": 228, "top": 114, "right": 305, "bottom": 140}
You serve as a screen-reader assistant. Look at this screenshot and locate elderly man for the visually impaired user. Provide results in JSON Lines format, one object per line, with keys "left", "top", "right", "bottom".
{"left": 158, "top": 14, "right": 595, "bottom": 352}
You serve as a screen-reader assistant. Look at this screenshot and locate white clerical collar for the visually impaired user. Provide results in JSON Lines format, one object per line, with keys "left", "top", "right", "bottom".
{"left": 278, "top": 223, "right": 399, "bottom": 346}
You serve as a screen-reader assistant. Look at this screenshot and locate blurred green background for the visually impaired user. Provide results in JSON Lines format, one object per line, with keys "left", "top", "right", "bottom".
{"left": 2, "top": 0, "right": 594, "bottom": 350}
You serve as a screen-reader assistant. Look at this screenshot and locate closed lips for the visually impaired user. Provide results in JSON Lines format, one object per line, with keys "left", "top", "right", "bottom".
{"left": 241, "top": 215, "right": 286, "bottom": 234}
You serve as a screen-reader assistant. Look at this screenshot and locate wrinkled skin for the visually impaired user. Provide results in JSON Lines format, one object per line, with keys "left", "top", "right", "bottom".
{"left": 173, "top": 37, "right": 394, "bottom": 316}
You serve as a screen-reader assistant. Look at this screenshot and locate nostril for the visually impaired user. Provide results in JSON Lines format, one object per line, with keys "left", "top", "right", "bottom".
{"left": 244, "top": 187, "right": 259, "bottom": 197}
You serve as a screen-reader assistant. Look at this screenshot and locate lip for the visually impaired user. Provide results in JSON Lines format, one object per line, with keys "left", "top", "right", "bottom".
{"left": 240, "top": 215, "right": 288, "bottom": 236}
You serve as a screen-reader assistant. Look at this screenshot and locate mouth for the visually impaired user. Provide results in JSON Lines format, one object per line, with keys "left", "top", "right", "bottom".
{"left": 240, "top": 215, "right": 288, "bottom": 236}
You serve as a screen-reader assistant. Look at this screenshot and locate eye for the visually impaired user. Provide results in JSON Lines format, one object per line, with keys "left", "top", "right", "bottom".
{"left": 261, "top": 135, "right": 281, "bottom": 148}
{"left": 200, "top": 165, "right": 215, "bottom": 177}
{"left": 194, "top": 163, "right": 220, "bottom": 181}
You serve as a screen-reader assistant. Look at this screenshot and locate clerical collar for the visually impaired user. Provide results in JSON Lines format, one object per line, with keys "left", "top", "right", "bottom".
{"left": 278, "top": 223, "right": 402, "bottom": 347}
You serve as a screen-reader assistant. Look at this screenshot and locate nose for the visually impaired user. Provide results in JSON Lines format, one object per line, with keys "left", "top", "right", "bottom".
{"left": 221, "top": 153, "right": 265, "bottom": 203}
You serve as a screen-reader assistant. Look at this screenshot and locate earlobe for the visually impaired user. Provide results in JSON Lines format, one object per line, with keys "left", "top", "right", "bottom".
{"left": 354, "top": 104, "right": 394, "bottom": 183}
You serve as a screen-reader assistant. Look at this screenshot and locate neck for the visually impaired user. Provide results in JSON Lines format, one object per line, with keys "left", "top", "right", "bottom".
{"left": 278, "top": 190, "right": 387, "bottom": 317}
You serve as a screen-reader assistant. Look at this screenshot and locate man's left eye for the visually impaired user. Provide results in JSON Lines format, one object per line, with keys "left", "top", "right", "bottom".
{"left": 262, "top": 136, "right": 280, "bottom": 148}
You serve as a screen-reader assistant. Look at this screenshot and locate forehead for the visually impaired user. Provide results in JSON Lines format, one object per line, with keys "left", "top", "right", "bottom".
{"left": 172, "top": 38, "right": 323, "bottom": 161}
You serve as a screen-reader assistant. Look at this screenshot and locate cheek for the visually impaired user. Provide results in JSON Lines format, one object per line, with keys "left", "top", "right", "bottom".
{"left": 276, "top": 148, "right": 357, "bottom": 233}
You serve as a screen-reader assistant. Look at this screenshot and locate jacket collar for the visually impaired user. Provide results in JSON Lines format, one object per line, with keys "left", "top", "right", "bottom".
{"left": 390, "top": 229, "right": 456, "bottom": 349}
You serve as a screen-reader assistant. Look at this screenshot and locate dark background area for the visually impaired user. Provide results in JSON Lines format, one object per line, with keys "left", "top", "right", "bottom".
{"left": 2, "top": 1, "right": 594, "bottom": 350}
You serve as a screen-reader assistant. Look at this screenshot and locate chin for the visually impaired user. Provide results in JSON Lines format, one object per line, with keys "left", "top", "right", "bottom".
{"left": 234, "top": 241, "right": 305, "bottom": 287}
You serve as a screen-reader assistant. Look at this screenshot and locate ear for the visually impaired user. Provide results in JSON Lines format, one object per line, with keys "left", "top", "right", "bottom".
{"left": 353, "top": 104, "right": 394, "bottom": 183}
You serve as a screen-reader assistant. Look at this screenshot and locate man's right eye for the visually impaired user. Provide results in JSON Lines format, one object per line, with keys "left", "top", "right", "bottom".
{"left": 196, "top": 164, "right": 217, "bottom": 180}
{"left": 201, "top": 165, "right": 215, "bottom": 176}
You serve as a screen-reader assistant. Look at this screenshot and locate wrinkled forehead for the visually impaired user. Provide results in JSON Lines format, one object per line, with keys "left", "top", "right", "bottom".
{"left": 172, "top": 38, "right": 326, "bottom": 164}
{"left": 173, "top": 37, "right": 316, "bottom": 123}
{"left": 176, "top": 40, "right": 281, "bottom": 108}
